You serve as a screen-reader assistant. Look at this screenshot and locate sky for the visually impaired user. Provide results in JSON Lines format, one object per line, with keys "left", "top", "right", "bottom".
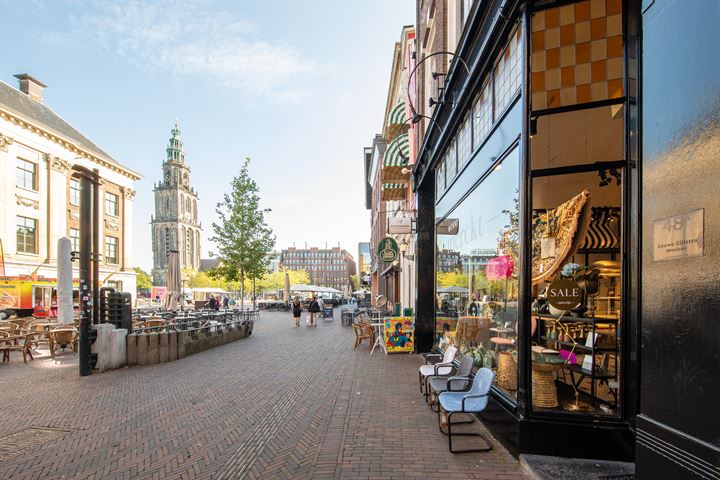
{"left": 0, "top": 0, "right": 415, "bottom": 271}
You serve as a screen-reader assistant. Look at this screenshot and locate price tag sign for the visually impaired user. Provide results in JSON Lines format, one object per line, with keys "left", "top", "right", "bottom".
{"left": 653, "top": 208, "right": 704, "bottom": 261}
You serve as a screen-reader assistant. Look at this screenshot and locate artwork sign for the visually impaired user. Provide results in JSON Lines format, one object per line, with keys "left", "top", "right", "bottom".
{"left": 546, "top": 278, "right": 582, "bottom": 311}
{"left": 384, "top": 317, "right": 414, "bottom": 353}
{"left": 653, "top": 208, "right": 704, "bottom": 261}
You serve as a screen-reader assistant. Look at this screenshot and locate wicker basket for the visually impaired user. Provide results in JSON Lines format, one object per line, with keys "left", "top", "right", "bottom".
{"left": 531, "top": 362, "right": 561, "bottom": 408}
{"left": 496, "top": 351, "right": 517, "bottom": 391}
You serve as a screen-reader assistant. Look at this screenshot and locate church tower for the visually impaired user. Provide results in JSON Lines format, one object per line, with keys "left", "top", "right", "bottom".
{"left": 151, "top": 123, "right": 201, "bottom": 286}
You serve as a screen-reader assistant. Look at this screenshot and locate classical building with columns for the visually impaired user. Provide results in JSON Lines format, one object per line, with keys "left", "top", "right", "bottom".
{"left": 0, "top": 74, "right": 141, "bottom": 296}
{"left": 150, "top": 124, "right": 201, "bottom": 286}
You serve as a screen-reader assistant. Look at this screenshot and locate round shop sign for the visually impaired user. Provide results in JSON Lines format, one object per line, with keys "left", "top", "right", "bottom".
{"left": 547, "top": 278, "right": 582, "bottom": 311}
{"left": 377, "top": 237, "right": 399, "bottom": 263}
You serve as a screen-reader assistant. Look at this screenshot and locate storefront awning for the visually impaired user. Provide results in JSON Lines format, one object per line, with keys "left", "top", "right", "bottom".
{"left": 386, "top": 101, "right": 410, "bottom": 142}
{"left": 381, "top": 183, "right": 406, "bottom": 201}
{"left": 381, "top": 133, "right": 410, "bottom": 182}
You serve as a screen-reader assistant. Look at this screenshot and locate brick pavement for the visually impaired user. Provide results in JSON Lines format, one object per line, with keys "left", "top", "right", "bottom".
{"left": 0, "top": 310, "right": 527, "bottom": 480}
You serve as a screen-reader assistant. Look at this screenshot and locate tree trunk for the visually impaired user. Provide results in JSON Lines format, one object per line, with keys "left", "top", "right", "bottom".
{"left": 252, "top": 277, "right": 256, "bottom": 310}
{"left": 240, "top": 271, "right": 245, "bottom": 310}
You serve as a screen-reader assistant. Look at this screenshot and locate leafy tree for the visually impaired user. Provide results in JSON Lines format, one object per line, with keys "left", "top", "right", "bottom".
{"left": 209, "top": 158, "right": 275, "bottom": 309}
{"left": 185, "top": 270, "right": 226, "bottom": 289}
{"left": 350, "top": 274, "right": 360, "bottom": 292}
{"left": 134, "top": 267, "right": 153, "bottom": 291}
{"left": 436, "top": 271, "right": 469, "bottom": 288}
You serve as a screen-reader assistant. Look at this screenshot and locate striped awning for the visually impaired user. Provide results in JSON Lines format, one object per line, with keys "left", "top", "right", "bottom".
{"left": 385, "top": 101, "right": 409, "bottom": 142}
{"left": 381, "top": 133, "right": 410, "bottom": 182}
{"left": 381, "top": 183, "right": 406, "bottom": 201}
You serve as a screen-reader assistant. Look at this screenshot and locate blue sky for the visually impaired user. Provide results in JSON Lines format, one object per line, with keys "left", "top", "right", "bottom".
{"left": 0, "top": 0, "right": 414, "bottom": 271}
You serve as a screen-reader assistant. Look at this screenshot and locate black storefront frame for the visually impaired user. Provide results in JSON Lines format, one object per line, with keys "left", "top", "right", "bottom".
{"left": 414, "top": 0, "right": 641, "bottom": 462}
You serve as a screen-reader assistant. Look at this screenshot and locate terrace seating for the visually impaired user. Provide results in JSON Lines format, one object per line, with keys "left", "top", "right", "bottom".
{"left": 418, "top": 346, "right": 458, "bottom": 398}
{"left": 427, "top": 354, "right": 475, "bottom": 411}
{"left": 1, "top": 332, "right": 37, "bottom": 363}
{"left": 437, "top": 367, "right": 495, "bottom": 454}
{"left": 352, "top": 323, "right": 374, "bottom": 350}
{"left": 49, "top": 329, "right": 78, "bottom": 358}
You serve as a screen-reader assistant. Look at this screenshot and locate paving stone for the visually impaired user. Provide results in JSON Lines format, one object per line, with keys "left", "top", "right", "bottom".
{"left": 0, "top": 310, "right": 527, "bottom": 479}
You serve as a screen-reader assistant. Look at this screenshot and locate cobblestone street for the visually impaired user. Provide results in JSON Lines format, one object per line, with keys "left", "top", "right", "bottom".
{"left": 0, "top": 310, "right": 527, "bottom": 480}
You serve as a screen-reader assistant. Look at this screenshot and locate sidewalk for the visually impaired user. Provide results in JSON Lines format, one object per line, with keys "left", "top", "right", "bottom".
{"left": 0, "top": 310, "right": 527, "bottom": 479}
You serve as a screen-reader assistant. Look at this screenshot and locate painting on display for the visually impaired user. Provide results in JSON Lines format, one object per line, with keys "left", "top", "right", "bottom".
{"left": 384, "top": 317, "right": 414, "bottom": 353}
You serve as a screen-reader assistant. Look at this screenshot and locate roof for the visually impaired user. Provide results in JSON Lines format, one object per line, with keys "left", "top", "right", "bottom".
{"left": 200, "top": 258, "right": 221, "bottom": 271}
{"left": 0, "top": 80, "right": 141, "bottom": 179}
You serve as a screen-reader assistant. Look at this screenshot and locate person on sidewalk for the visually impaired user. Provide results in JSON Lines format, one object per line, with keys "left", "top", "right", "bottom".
{"left": 292, "top": 297, "right": 302, "bottom": 327}
{"left": 223, "top": 295, "right": 229, "bottom": 309}
{"left": 308, "top": 296, "right": 320, "bottom": 327}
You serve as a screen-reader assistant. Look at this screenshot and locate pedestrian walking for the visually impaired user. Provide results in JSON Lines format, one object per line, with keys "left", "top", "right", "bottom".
{"left": 207, "top": 295, "right": 217, "bottom": 310}
{"left": 307, "top": 296, "right": 320, "bottom": 327}
{"left": 292, "top": 297, "right": 302, "bottom": 327}
{"left": 223, "top": 295, "right": 229, "bottom": 309}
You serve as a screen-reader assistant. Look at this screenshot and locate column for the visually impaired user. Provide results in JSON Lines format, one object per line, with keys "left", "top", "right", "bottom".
{"left": 414, "top": 175, "right": 435, "bottom": 353}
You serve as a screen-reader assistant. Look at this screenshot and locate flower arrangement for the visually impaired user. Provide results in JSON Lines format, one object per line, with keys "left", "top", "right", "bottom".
{"left": 560, "top": 262, "right": 581, "bottom": 279}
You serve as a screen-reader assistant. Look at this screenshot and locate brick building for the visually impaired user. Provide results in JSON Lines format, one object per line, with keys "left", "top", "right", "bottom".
{"left": 280, "top": 247, "right": 356, "bottom": 295}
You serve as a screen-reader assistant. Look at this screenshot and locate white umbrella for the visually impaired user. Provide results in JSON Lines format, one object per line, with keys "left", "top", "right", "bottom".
{"left": 165, "top": 251, "right": 181, "bottom": 311}
{"left": 290, "top": 284, "right": 314, "bottom": 292}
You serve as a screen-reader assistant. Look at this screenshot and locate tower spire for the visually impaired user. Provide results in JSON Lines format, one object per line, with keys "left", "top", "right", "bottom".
{"left": 166, "top": 122, "right": 185, "bottom": 163}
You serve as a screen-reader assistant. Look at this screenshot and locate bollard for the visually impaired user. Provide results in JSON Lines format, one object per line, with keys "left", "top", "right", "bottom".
{"left": 126, "top": 333, "right": 138, "bottom": 366}
{"left": 168, "top": 330, "right": 178, "bottom": 361}
{"left": 147, "top": 332, "right": 159, "bottom": 364}
{"left": 138, "top": 332, "right": 147, "bottom": 365}
{"left": 110, "top": 329, "right": 127, "bottom": 369}
{"left": 158, "top": 331, "right": 169, "bottom": 363}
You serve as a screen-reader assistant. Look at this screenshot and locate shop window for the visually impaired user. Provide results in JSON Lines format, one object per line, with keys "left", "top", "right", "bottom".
{"left": 531, "top": 105, "right": 624, "bottom": 170}
{"left": 494, "top": 27, "right": 522, "bottom": 119}
{"left": 70, "top": 179, "right": 81, "bottom": 206}
{"left": 435, "top": 147, "right": 520, "bottom": 399}
{"left": 437, "top": 161, "right": 446, "bottom": 196}
{"left": 530, "top": 170, "right": 622, "bottom": 416}
{"left": 445, "top": 138, "right": 458, "bottom": 183}
{"left": 16, "top": 216, "right": 38, "bottom": 254}
{"left": 105, "top": 236, "right": 118, "bottom": 264}
{"left": 16, "top": 158, "right": 38, "bottom": 191}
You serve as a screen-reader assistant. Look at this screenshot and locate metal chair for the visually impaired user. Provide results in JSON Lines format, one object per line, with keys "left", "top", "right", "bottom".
{"left": 418, "top": 346, "right": 457, "bottom": 397}
{"left": 426, "top": 354, "right": 475, "bottom": 411}
{"left": 437, "top": 367, "right": 495, "bottom": 454}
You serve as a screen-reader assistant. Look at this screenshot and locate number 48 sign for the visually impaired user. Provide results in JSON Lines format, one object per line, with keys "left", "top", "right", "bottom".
{"left": 653, "top": 208, "right": 704, "bottom": 261}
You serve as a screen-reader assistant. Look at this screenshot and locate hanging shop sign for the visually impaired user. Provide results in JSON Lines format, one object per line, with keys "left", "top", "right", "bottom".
{"left": 388, "top": 217, "right": 413, "bottom": 234}
{"left": 377, "top": 237, "right": 399, "bottom": 263}
{"left": 437, "top": 218, "right": 460, "bottom": 235}
{"left": 653, "top": 208, "right": 704, "bottom": 261}
{"left": 547, "top": 278, "right": 582, "bottom": 311}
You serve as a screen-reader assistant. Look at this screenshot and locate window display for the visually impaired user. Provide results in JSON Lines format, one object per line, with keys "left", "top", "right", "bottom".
{"left": 529, "top": 104, "right": 624, "bottom": 416}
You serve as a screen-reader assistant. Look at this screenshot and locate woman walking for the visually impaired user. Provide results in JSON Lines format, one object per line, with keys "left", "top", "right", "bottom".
{"left": 292, "top": 297, "right": 302, "bottom": 327}
{"left": 308, "top": 296, "right": 320, "bottom": 327}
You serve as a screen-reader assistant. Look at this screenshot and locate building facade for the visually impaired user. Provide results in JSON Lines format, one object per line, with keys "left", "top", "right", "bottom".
{"left": 408, "top": 0, "right": 720, "bottom": 477}
{"left": 366, "top": 25, "right": 417, "bottom": 312}
{"left": 150, "top": 124, "right": 201, "bottom": 285}
{"left": 0, "top": 74, "right": 140, "bottom": 298}
{"left": 280, "top": 246, "right": 356, "bottom": 294}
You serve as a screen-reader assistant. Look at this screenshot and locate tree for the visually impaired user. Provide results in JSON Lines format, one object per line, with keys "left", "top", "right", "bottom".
{"left": 134, "top": 267, "right": 152, "bottom": 291}
{"left": 350, "top": 274, "right": 360, "bottom": 292}
{"left": 209, "top": 158, "right": 275, "bottom": 309}
{"left": 185, "top": 270, "right": 226, "bottom": 289}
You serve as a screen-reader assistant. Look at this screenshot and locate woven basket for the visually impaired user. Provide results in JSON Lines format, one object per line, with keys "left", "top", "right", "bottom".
{"left": 532, "top": 363, "right": 561, "bottom": 408}
{"left": 496, "top": 351, "right": 517, "bottom": 391}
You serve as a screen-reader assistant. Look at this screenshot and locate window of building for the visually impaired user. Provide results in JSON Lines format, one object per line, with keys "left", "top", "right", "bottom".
{"left": 457, "top": 113, "right": 472, "bottom": 169}
{"left": 70, "top": 228, "right": 80, "bottom": 253}
{"left": 70, "top": 179, "right": 81, "bottom": 206}
{"left": 106, "top": 280, "right": 122, "bottom": 291}
{"left": 105, "top": 236, "right": 118, "bottom": 264}
{"left": 435, "top": 147, "right": 520, "bottom": 399}
{"left": 16, "top": 216, "right": 38, "bottom": 254}
{"left": 105, "top": 192, "right": 119, "bottom": 217}
{"left": 16, "top": 158, "right": 37, "bottom": 191}
{"left": 493, "top": 27, "right": 522, "bottom": 119}
{"left": 473, "top": 80, "right": 493, "bottom": 149}
{"left": 446, "top": 138, "right": 458, "bottom": 183}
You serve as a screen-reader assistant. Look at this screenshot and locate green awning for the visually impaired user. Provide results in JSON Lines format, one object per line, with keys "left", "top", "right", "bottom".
{"left": 381, "top": 133, "right": 410, "bottom": 182}
{"left": 387, "top": 101, "right": 407, "bottom": 126}
{"left": 381, "top": 183, "right": 406, "bottom": 201}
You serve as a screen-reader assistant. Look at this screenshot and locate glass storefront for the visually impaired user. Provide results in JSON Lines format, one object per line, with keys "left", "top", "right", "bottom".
{"left": 435, "top": 147, "right": 520, "bottom": 398}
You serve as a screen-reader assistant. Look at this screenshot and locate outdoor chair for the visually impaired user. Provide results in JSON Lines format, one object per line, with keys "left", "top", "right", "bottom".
{"left": 427, "top": 354, "right": 475, "bottom": 411}
{"left": 1, "top": 332, "right": 37, "bottom": 363}
{"left": 49, "top": 329, "right": 78, "bottom": 358}
{"left": 418, "top": 345, "right": 458, "bottom": 397}
{"left": 437, "top": 367, "right": 495, "bottom": 454}
{"left": 352, "top": 323, "right": 374, "bottom": 350}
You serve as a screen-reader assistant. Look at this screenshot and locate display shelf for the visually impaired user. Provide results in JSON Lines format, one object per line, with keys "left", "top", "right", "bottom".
{"left": 533, "top": 314, "right": 618, "bottom": 324}
{"left": 567, "top": 364, "right": 616, "bottom": 379}
{"left": 538, "top": 336, "right": 616, "bottom": 352}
